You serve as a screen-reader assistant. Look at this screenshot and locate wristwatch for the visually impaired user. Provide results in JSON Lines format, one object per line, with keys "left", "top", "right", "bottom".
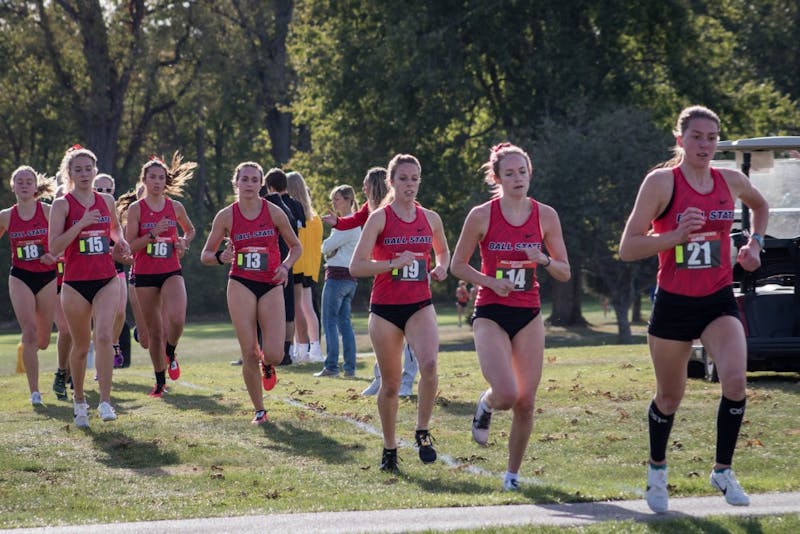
{"left": 750, "top": 233, "right": 765, "bottom": 250}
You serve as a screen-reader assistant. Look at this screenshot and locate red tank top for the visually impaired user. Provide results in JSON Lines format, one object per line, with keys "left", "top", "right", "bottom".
{"left": 475, "top": 198, "right": 543, "bottom": 308}
{"left": 229, "top": 199, "right": 281, "bottom": 282}
{"left": 653, "top": 167, "right": 734, "bottom": 297}
{"left": 133, "top": 198, "right": 181, "bottom": 275}
{"left": 370, "top": 205, "right": 433, "bottom": 305}
{"left": 63, "top": 192, "right": 117, "bottom": 281}
{"left": 8, "top": 201, "right": 55, "bottom": 273}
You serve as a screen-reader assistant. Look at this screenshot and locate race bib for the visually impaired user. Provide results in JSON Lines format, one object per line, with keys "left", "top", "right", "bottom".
{"left": 16, "top": 240, "right": 44, "bottom": 261}
{"left": 236, "top": 246, "right": 268, "bottom": 272}
{"left": 78, "top": 230, "right": 109, "bottom": 255}
{"left": 496, "top": 259, "right": 536, "bottom": 291}
{"left": 675, "top": 231, "right": 721, "bottom": 270}
{"left": 391, "top": 253, "right": 427, "bottom": 282}
{"left": 146, "top": 237, "right": 174, "bottom": 259}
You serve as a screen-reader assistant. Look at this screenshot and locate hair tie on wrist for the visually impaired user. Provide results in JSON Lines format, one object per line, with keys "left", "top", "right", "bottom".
{"left": 215, "top": 249, "right": 224, "bottom": 265}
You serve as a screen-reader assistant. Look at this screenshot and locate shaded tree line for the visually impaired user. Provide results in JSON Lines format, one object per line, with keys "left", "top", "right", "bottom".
{"left": 0, "top": 0, "right": 798, "bottom": 341}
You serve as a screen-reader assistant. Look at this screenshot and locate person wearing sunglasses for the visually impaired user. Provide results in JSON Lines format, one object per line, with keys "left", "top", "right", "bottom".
{"left": 92, "top": 174, "right": 128, "bottom": 369}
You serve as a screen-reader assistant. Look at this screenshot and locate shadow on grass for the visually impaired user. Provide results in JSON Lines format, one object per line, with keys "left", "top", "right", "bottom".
{"left": 90, "top": 430, "right": 181, "bottom": 473}
{"left": 258, "top": 420, "right": 362, "bottom": 464}
{"left": 745, "top": 373, "right": 800, "bottom": 392}
{"left": 111, "top": 381, "right": 236, "bottom": 416}
{"left": 409, "top": 473, "right": 578, "bottom": 502}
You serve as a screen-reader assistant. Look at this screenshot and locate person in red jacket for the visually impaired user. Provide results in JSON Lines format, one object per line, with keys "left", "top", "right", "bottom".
{"left": 349, "top": 154, "right": 450, "bottom": 473}
{"left": 451, "top": 142, "right": 570, "bottom": 491}
{"left": 48, "top": 145, "right": 131, "bottom": 428}
{"left": 619, "top": 105, "right": 769, "bottom": 513}
{"left": 125, "top": 153, "right": 196, "bottom": 397}
{"left": 0, "top": 166, "right": 58, "bottom": 405}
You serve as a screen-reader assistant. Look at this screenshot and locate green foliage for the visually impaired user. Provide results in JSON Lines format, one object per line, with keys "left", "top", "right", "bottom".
{"left": 0, "top": 1, "right": 798, "bottom": 320}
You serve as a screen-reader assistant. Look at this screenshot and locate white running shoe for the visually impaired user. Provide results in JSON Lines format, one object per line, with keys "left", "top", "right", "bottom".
{"left": 502, "top": 477, "right": 520, "bottom": 491}
{"left": 645, "top": 464, "right": 669, "bottom": 513}
{"left": 97, "top": 401, "right": 117, "bottom": 422}
{"left": 73, "top": 401, "right": 90, "bottom": 428}
{"left": 30, "top": 391, "right": 43, "bottom": 406}
{"left": 710, "top": 468, "right": 750, "bottom": 506}
{"left": 307, "top": 342, "right": 324, "bottom": 363}
{"left": 361, "top": 377, "right": 381, "bottom": 396}
{"left": 471, "top": 392, "right": 492, "bottom": 446}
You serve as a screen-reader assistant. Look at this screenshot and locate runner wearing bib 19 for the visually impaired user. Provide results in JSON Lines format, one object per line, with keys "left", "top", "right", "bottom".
{"left": 349, "top": 154, "right": 450, "bottom": 474}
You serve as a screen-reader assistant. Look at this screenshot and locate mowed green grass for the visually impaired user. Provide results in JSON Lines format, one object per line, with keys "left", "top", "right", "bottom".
{"left": 0, "top": 304, "right": 798, "bottom": 531}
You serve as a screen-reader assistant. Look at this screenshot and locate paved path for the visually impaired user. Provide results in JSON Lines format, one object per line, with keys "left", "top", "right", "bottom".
{"left": 5, "top": 491, "right": 799, "bottom": 533}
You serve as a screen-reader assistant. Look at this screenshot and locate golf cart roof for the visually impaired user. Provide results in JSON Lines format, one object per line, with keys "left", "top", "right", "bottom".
{"left": 717, "top": 136, "right": 800, "bottom": 151}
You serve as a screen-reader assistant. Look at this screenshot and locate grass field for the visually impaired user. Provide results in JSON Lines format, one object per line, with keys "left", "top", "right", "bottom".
{"left": 1, "top": 303, "right": 798, "bottom": 531}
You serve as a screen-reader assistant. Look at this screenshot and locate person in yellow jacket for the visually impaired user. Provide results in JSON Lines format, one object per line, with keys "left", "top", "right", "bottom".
{"left": 287, "top": 172, "right": 324, "bottom": 363}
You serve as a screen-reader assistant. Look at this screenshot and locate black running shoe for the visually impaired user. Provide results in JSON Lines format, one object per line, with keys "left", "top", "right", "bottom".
{"left": 415, "top": 429, "right": 437, "bottom": 464}
{"left": 380, "top": 448, "right": 399, "bottom": 474}
{"left": 53, "top": 369, "right": 67, "bottom": 401}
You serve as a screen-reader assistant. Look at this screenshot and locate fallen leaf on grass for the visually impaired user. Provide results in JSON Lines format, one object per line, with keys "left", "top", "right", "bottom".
{"left": 744, "top": 439, "right": 764, "bottom": 447}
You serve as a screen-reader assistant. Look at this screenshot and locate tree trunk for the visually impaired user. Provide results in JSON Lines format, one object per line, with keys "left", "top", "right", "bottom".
{"left": 547, "top": 256, "right": 587, "bottom": 326}
{"left": 614, "top": 303, "right": 633, "bottom": 344}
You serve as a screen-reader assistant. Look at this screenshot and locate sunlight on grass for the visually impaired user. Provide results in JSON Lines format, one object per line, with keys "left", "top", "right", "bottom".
{"left": 0, "top": 303, "right": 797, "bottom": 530}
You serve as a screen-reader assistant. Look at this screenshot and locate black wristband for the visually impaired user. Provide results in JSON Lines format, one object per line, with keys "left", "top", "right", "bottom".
{"left": 148, "top": 230, "right": 156, "bottom": 241}
{"left": 215, "top": 250, "right": 224, "bottom": 265}
{"left": 543, "top": 255, "right": 551, "bottom": 267}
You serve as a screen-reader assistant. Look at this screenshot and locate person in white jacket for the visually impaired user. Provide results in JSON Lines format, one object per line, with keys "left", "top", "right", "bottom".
{"left": 314, "top": 185, "right": 362, "bottom": 377}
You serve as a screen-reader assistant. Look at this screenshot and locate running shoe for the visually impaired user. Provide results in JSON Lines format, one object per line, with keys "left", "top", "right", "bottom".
{"left": 73, "top": 401, "right": 90, "bottom": 428}
{"left": 503, "top": 477, "right": 520, "bottom": 491}
{"left": 710, "top": 468, "right": 750, "bottom": 506}
{"left": 471, "top": 392, "right": 493, "bottom": 446}
{"left": 148, "top": 384, "right": 167, "bottom": 398}
{"left": 380, "top": 448, "right": 399, "bottom": 474}
{"left": 646, "top": 464, "right": 669, "bottom": 513}
{"left": 97, "top": 401, "right": 117, "bottom": 421}
{"left": 113, "top": 344, "right": 124, "bottom": 368}
{"left": 251, "top": 410, "right": 269, "bottom": 425}
{"left": 167, "top": 355, "right": 180, "bottom": 380}
{"left": 313, "top": 367, "right": 339, "bottom": 377}
{"left": 53, "top": 369, "right": 68, "bottom": 400}
{"left": 260, "top": 359, "right": 277, "bottom": 391}
{"left": 361, "top": 377, "right": 381, "bottom": 397}
{"left": 307, "top": 343, "right": 324, "bottom": 363}
{"left": 30, "top": 391, "right": 43, "bottom": 406}
{"left": 230, "top": 358, "right": 243, "bottom": 366}
{"left": 415, "top": 429, "right": 437, "bottom": 464}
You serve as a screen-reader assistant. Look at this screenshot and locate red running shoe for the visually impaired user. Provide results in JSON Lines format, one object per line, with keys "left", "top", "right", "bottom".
{"left": 167, "top": 355, "right": 180, "bottom": 380}
{"left": 148, "top": 384, "right": 167, "bottom": 398}
{"left": 251, "top": 410, "right": 269, "bottom": 425}
{"left": 260, "top": 359, "right": 277, "bottom": 391}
